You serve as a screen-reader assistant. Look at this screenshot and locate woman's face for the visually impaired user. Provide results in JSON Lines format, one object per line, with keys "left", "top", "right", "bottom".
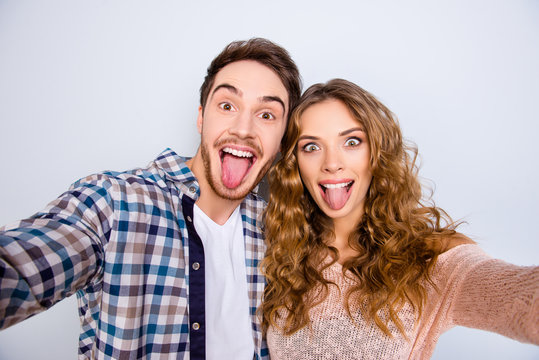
{"left": 297, "top": 99, "right": 373, "bottom": 223}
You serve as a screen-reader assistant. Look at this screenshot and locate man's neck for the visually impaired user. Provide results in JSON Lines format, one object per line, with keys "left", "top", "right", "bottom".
{"left": 185, "top": 156, "right": 243, "bottom": 226}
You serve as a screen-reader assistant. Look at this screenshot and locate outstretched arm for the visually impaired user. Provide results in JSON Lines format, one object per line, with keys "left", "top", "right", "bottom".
{"left": 445, "top": 245, "right": 539, "bottom": 344}
{"left": 0, "top": 176, "right": 114, "bottom": 329}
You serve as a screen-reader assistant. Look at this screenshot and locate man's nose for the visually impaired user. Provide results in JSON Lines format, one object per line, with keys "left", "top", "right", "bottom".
{"left": 229, "top": 111, "right": 255, "bottom": 139}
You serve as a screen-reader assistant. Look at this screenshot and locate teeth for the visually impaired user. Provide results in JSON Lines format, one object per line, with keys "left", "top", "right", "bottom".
{"left": 321, "top": 181, "right": 352, "bottom": 189}
{"left": 222, "top": 147, "right": 254, "bottom": 158}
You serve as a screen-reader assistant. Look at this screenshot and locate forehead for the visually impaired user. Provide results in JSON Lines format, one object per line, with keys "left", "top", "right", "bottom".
{"left": 211, "top": 60, "right": 289, "bottom": 106}
{"left": 299, "top": 99, "right": 360, "bottom": 133}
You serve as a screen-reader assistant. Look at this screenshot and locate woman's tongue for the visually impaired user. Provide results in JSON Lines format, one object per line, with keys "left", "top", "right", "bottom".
{"left": 324, "top": 186, "right": 350, "bottom": 210}
{"left": 221, "top": 153, "right": 251, "bottom": 189}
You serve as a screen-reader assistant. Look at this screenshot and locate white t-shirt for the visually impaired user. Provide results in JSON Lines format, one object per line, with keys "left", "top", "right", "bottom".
{"left": 193, "top": 204, "right": 254, "bottom": 360}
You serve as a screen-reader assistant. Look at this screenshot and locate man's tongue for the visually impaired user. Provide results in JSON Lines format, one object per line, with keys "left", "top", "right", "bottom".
{"left": 325, "top": 187, "right": 350, "bottom": 210}
{"left": 221, "top": 153, "right": 251, "bottom": 189}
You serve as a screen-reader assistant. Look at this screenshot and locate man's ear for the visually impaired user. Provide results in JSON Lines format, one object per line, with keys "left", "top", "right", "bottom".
{"left": 196, "top": 106, "right": 203, "bottom": 134}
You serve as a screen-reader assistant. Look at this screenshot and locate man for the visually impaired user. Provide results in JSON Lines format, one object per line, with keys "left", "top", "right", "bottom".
{"left": 0, "top": 38, "right": 302, "bottom": 359}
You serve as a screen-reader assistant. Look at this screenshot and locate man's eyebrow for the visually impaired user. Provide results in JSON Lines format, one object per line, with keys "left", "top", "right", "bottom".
{"left": 211, "top": 83, "right": 241, "bottom": 97}
{"left": 211, "top": 84, "right": 286, "bottom": 114}
{"left": 339, "top": 127, "right": 365, "bottom": 136}
{"left": 260, "top": 95, "right": 286, "bottom": 115}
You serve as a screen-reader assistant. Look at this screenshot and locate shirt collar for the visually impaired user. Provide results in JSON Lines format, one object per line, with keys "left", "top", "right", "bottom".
{"left": 154, "top": 148, "right": 199, "bottom": 200}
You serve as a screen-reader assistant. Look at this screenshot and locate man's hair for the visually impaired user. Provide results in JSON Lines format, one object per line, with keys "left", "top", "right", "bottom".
{"left": 199, "top": 38, "right": 302, "bottom": 119}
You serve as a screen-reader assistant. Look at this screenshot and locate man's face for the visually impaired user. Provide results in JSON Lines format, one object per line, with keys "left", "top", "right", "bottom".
{"left": 197, "top": 60, "right": 289, "bottom": 200}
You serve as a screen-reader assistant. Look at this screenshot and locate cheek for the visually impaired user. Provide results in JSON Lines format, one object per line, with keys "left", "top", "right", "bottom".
{"left": 297, "top": 155, "right": 306, "bottom": 176}
{"left": 266, "top": 139, "right": 282, "bottom": 157}
{"left": 266, "top": 128, "right": 287, "bottom": 154}
{"left": 202, "top": 123, "right": 223, "bottom": 142}
{"left": 355, "top": 151, "right": 372, "bottom": 177}
{"left": 363, "top": 175, "right": 373, "bottom": 191}
{"left": 360, "top": 169, "right": 374, "bottom": 194}
{"left": 297, "top": 157, "right": 315, "bottom": 185}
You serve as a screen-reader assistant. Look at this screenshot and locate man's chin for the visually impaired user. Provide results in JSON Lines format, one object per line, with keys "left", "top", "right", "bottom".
{"left": 219, "top": 159, "right": 273, "bottom": 200}
{"left": 214, "top": 161, "right": 269, "bottom": 201}
{"left": 213, "top": 179, "right": 256, "bottom": 201}
{"left": 202, "top": 144, "right": 274, "bottom": 201}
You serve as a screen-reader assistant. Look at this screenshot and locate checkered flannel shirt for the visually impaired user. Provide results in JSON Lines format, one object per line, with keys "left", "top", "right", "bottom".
{"left": 0, "top": 148, "right": 269, "bottom": 359}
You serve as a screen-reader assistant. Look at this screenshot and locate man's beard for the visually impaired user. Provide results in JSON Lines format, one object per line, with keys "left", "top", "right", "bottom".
{"left": 200, "top": 141, "right": 275, "bottom": 201}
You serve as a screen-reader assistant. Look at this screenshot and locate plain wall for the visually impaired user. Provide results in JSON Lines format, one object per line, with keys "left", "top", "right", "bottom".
{"left": 0, "top": 0, "right": 538, "bottom": 359}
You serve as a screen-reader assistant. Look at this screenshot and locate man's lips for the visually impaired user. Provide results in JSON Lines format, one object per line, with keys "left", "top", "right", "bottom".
{"left": 221, "top": 146, "right": 255, "bottom": 159}
{"left": 214, "top": 137, "right": 261, "bottom": 159}
{"left": 219, "top": 145, "right": 258, "bottom": 166}
{"left": 218, "top": 144, "right": 258, "bottom": 189}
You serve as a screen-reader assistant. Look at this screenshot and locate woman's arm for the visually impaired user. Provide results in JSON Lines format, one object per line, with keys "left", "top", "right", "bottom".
{"left": 443, "top": 245, "right": 538, "bottom": 344}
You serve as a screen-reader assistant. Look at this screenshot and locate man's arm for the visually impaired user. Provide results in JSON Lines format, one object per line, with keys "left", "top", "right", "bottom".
{"left": 0, "top": 176, "right": 114, "bottom": 329}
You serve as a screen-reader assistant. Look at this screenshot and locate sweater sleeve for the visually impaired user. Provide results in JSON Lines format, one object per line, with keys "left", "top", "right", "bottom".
{"left": 441, "top": 244, "right": 539, "bottom": 344}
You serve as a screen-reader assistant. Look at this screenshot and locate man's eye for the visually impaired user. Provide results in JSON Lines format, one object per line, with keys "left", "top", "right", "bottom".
{"left": 259, "top": 112, "right": 274, "bottom": 120}
{"left": 345, "top": 137, "right": 361, "bottom": 147}
{"left": 219, "top": 103, "right": 234, "bottom": 111}
{"left": 302, "top": 143, "right": 320, "bottom": 152}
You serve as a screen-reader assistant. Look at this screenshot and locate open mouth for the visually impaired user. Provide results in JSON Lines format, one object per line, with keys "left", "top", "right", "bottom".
{"left": 220, "top": 146, "right": 257, "bottom": 189}
{"left": 319, "top": 180, "right": 354, "bottom": 210}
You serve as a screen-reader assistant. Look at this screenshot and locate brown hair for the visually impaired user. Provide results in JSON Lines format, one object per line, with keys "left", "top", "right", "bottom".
{"left": 199, "top": 38, "right": 302, "bottom": 119}
{"left": 262, "top": 79, "right": 461, "bottom": 336}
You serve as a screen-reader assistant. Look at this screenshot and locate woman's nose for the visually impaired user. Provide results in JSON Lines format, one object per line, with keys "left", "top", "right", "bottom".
{"left": 322, "top": 149, "right": 343, "bottom": 173}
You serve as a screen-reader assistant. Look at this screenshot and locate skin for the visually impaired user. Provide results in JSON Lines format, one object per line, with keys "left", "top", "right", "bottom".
{"left": 186, "top": 60, "right": 289, "bottom": 225}
{"left": 296, "top": 99, "right": 373, "bottom": 262}
{"left": 297, "top": 99, "right": 474, "bottom": 259}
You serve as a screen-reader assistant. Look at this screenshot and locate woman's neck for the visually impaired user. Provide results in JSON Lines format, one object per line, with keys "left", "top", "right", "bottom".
{"left": 331, "top": 217, "right": 361, "bottom": 264}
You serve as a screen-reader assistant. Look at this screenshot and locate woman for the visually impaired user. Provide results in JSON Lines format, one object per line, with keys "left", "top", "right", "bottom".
{"left": 261, "top": 79, "right": 538, "bottom": 359}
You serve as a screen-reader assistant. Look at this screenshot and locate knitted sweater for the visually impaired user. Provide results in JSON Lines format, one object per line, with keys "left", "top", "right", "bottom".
{"left": 267, "top": 244, "right": 539, "bottom": 359}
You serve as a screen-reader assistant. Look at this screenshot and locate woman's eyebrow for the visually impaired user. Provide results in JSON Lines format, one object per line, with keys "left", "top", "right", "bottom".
{"left": 298, "top": 127, "right": 364, "bottom": 141}
{"left": 297, "top": 135, "right": 319, "bottom": 142}
{"left": 339, "top": 127, "right": 365, "bottom": 136}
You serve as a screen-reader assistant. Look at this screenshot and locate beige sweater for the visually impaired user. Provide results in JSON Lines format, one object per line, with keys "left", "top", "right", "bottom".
{"left": 267, "top": 245, "right": 539, "bottom": 359}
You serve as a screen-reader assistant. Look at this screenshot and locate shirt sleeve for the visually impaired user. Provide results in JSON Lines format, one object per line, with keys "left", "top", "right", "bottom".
{"left": 0, "top": 174, "right": 114, "bottom": 330}
{"left": 441, "top": 244, "right": 539, "bottom": 344}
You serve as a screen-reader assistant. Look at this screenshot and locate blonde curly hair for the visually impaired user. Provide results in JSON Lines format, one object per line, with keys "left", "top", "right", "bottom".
{"left": 261, "top": 79, "right": 461, "bottom": 336}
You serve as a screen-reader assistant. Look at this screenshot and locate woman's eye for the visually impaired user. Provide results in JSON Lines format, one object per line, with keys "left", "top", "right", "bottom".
{"left": 219, "top": 102, "right": 234, "bottom": 111}
{"left": 302, "top": 143, "right": 320, "bottom": 152}
{"left": 345, "top": 137, "right": 361, "bottom": 147}
{"left": 259, "top": 112, "right": 274, "bottom": 120}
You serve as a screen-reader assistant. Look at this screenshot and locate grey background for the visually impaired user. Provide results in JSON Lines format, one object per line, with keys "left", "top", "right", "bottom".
{"left": 0, "top": 0, "right": 538, "bottom": 359}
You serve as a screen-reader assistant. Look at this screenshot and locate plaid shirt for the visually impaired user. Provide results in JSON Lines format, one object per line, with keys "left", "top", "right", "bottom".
{"left": 0, "top": 148, "right": 269, "bottom": 359}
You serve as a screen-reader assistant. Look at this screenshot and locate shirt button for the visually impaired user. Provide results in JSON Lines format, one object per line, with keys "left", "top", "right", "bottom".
{"left": 186, "top": 215, "right": 192, "bottom": 222}
{"left": 192, "top": 262, "right": 200, "bottom": 271}
{"left": 192, "top": 322, "right": 200, "bottom": 331}
{"left": 189, "top": 186, "right": 196, "bottom": 193}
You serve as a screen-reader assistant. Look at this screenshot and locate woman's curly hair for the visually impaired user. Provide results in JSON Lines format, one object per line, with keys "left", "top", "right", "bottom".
{"left": 261, "top": 79, "right": 461, "bottom": 336}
